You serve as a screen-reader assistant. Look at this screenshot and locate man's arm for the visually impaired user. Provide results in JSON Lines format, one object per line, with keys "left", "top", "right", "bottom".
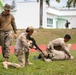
{"left": 11, "top": 14, "right": 17, "bottom": 39}
{"left": 29, "top": 38, "right": 46, "bottom": 57}
{"left": 20, "top": 35, "right": 30, "bottom": 50}
{"left": 11, "top": 15, "right": 17, "bottom": 34}
{"left": 62, "top": 44, "right": 71, "bottom": 58}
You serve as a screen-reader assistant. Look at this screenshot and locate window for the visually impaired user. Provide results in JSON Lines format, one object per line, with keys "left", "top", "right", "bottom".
{"left": 47, "top": 18, "right": 53, "bottom": 27}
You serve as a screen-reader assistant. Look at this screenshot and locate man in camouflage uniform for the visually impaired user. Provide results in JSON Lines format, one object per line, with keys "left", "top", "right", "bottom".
{"left": 3, "top": 26, "right": 35, "bottom": 69}
{"left": 0, "top": 4, "right": 17, "bottom": 62}
{"left": 38, "top": 34, "right": 74, "bottom": 61}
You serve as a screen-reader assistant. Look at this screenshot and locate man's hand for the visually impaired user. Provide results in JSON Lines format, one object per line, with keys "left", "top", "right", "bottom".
{"left": 28, "top": 40, "right": 33, "bottom": 48}
{"left": 14, "top": 33, "right": 17, "bottom": 39}
{"left": 28, "top": 40, "right": 32, "bottom": 45}
{"left": 32, "top": 46, "right": 36, "bottom": 49}
{"left": 66, "top": 55, "right": 71, "bottom": 60}
{"left": 28, "top": 40, "right": 36, "bottom": 49}
{"left": 68, "top": 55, "right": 74, "bottom": 60}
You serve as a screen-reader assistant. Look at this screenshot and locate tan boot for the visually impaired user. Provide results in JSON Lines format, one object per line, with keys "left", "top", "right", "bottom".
{"left": 25, "top": 59, "right": 33, "bottom": 65}
{"left": 2, "top": 61, "right": 8, "bottom": 69}
{"left": 26, "top": 61, "right": 33, "bottom": 65}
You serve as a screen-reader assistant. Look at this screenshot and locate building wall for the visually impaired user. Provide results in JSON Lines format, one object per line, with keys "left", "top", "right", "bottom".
{"left": 46, "top": 13, "right": 57, "bottom": 29}
{"left": 47, "top": 7, "right": 76, "bottom": 16}
{"left": 10, "top": 2, "right": 76, "bottom": 29}
{"left": 59, "top": 16, "right": 76, "bottom": 28}
{"left": 11, "top": 2, "right": 40, "bottom": 29}
{"left": 47, "top": 7, "right": 76, "bottom": 29}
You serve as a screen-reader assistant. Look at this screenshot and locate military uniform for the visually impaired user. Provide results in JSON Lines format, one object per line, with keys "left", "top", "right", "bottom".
{"left": 46, "top": 38, "right": 71, "bottom": 57}
{"left": 2, "top": 26, "right": 34, "bottom": 69}
{"left": 14, "top": 32, "right": 32, "bottom": 67}
{"left": 2, "top": 32, "right": 33, "bottom": 69}
{"left": 0, "top": 4, "right": 17, "bottom": 59}
{"left": 39, "top": 38, "right": 74, "bottom": 61}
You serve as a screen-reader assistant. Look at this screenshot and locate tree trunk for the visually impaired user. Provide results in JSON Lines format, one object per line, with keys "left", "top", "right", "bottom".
{"left": 73, "top": 0, "right": 75, "bottom": 7}
{"left": 39, "top": 0, "right": 43, "bottom": 28}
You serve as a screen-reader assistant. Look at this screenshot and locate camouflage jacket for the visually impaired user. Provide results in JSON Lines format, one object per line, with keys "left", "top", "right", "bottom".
{"left": 0, "top": 12, "right": 17, "bottom": 33}
{"left": 15, "top": 32, "right": 30, "bottom": 50}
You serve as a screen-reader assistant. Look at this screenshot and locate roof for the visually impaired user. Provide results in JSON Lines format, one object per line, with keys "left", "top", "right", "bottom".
{"left": 47, "top": 6, "right": 76, "bottom": 16}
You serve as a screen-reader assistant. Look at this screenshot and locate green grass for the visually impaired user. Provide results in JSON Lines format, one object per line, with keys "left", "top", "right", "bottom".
{"left": 0, "top": 29, "right": 76, "bottom": 75}
{"left": 12, "top": 29, "right": 76, "bottom": 45}
{"left": 0, "top": 51, "right": 76, "bottom": 75}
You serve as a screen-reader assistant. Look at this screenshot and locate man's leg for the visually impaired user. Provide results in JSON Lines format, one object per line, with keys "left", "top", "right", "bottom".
{"left": 25, "top": 49, "right": 33, "bottom": 65}
{"left": 3, "top": 31, "right": 13, "bottom": 62}
{"left": 2, "top": 61, "right": 21, "bottom": 69}
{"left": 17, "top": 54, "right": 25, "bottom": 67}
{"left": 51, "top": 50, "right": 66, "bottom": 60}
{"left": 3, "top": 54, "right": 25, "bottom": 69}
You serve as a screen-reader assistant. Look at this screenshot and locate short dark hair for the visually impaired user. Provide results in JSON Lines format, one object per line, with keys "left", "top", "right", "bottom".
{"left": 64, "top": 34, "right": 71, "bottom": 39}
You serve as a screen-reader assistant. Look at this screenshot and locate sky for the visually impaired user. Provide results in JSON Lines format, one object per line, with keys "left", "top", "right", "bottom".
{"left": 50, "top": 0, "right": 68, "bottom": 7}
{"left": 3, "top": 0, "right": 68, "bottom": 8}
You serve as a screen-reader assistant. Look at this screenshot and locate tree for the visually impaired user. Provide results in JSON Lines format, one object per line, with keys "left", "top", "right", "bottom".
{"left": 38, "top": 0, "right": 60, "bottom": 28}
{"left": 67, "top": 0, "right": 76, "bottom": 8}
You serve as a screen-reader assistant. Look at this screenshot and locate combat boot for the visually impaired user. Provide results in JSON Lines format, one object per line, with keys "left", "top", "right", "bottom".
{"left": 2, "top": 61, "right": 8, "bottom": 69}
{"left": 26, "top": 59, "right": 33, "bottom": 65}
{"left": 43, "top": 58, "right": 52, "bottom": 62}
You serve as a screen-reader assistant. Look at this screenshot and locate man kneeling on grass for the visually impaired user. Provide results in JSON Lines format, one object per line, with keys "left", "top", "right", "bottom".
{"left": 2, "top": 26, "right": 36, "bottom": 69}
{"left": 38, "top": 34, "right": 74, "bottom": 61}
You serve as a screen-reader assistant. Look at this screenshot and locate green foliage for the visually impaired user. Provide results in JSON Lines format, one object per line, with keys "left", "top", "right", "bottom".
{"left": 0, "top": 50, "right": 76, "bottom": 75}
{"left": 67, "top": 0, "right": 76, "bottom": 8}
{"left": 56, "top": 0, "right": 60, "bottom": 3}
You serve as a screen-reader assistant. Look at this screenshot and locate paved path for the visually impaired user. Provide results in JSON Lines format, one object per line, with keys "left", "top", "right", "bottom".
{"left": 0, "top": 44, "right": 76, "bottom": 54}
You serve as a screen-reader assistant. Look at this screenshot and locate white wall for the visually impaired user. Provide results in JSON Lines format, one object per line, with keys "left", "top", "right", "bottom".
{"left": 59, "top": 16, "right": 76, "bottom": 28}
{"left": 10, "top": 2, "right": 76, "bottom": 29}
{"left": 47, "top": 7, "right": 76, "bottom": 28}
{"left": 47, "top": 7, "right": 76, "bottom": 16}
{"left": 11, "top": 2, "right": 39, "bottom": 29}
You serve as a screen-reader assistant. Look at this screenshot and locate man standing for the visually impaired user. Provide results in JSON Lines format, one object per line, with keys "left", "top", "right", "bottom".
{"left": 65, "top": 20, "right": 70, "bottom": 29}
{"left": 0, "top": 4, "right": 17, "bottom": 62}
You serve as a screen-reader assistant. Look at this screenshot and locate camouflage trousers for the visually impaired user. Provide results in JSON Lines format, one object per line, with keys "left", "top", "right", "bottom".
{"left": 14, "top": 48, "right": 29, "bottom": 67}
{"left": 0, "top": 30, "right": 13, "bottom": 58}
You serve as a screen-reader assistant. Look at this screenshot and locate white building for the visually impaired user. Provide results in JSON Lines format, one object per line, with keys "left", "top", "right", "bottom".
{"left": 1, "top": 1, "right": 76, "bottom": 29}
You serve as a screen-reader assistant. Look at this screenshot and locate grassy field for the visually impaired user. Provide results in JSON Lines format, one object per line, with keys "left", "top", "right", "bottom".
{"left": 0, "top": 29, "right": 76, "bottom": 75}
{"left": 12, "top": 28, "right": 76, "bottom": 45}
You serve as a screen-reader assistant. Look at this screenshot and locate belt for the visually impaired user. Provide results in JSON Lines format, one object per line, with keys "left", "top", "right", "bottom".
{"left": 0, "top": 29, "right": 11, "bottom": 32}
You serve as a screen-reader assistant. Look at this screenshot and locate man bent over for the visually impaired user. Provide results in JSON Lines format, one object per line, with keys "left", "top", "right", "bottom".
{"left": 38, "top": 34, "right": 74, "bottom": 61}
